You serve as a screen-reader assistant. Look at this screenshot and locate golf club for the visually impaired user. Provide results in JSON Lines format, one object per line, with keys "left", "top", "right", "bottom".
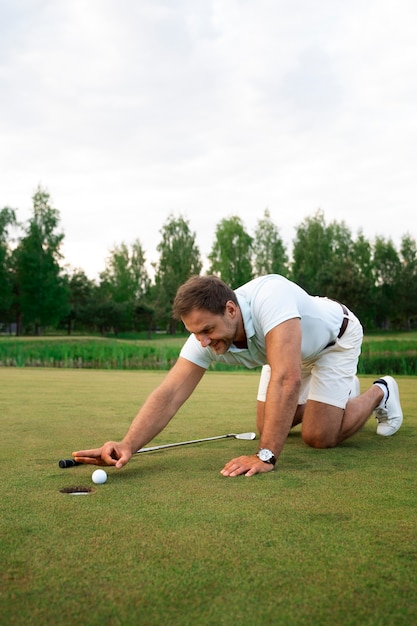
{"left": 58, "top": 431, "right": 256, "bottom": 468}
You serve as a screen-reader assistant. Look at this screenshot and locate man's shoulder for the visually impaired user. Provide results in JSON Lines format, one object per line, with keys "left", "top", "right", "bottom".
{"left": 236, "top": 274, "right": 287, "bottom": 292}
{"left": 236, "top": 275, "right": 295, "bottom": 301}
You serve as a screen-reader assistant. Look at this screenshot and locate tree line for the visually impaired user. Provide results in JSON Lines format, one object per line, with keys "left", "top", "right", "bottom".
{"left": 1, "top": 185, "right": 416, "bottom": 336}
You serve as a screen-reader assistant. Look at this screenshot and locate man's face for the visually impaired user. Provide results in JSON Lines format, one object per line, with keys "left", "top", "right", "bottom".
{"left": 182, "top": 302, "right": 239, "bottom": 355}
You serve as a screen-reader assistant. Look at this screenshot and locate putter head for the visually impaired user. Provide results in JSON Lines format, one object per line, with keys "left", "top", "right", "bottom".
{"left": 235, "top": 432, "right": 256, "bottom": 440}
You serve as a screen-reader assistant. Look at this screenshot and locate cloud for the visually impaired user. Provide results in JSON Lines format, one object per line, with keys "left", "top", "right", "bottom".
{"left": 0, "top": 0, "right": 416, "bottom": 278}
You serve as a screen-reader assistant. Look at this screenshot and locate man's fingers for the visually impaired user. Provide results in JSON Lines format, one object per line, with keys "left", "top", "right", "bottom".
{"left": 72, "top": 442, "right": 131, "bottom": 468}
{"left": 113, "top": 449, "right": 132, "bottom": 469}
{"left": 72, "top": 448, "right": 109, "bottom": 466}
{"left": 221, "top": 455, "right": 252, "bottom": 476}
{"left": 221, "top": 455, "right": 274, "bottom": 477}
{"left": 72, "top": 454, "right": 118, "bottom": 467}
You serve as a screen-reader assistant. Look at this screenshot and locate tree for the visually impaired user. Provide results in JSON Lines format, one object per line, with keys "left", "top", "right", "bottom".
{"left": 98, "top": 239, "right": 152, "bottom": 334}
{"left": 397, "top": 234, "right": 417, "bottom": 329}
{"left": 100, "top": 240, "right": 150, "bottom": 303}
{"left": 153, "top": 214, "right": 202, "bottom": 333}
{"left": 372, "top": 236, "right": 402, "bottom": 329}
{"left": 316, "top": 220, "right": 357, "bottom": 300}
{"left": 290, "top": 211, "right": 378, "bottom": 329}
{"left": 208, "top": 215, "right": 253, "bottom": 287}
{"left": 348, "top": 232, "right": 376, "bottom": 329}
{"left": 13, "top": 186, "right": 69, "bottom": 334}
{"left": 291, "top": 210, "right": 337, "bottom": 294}
{"left": 63, "top": 269, "right": 97, "bottom": 334}
{"left": 0, "top": 207, "right": 17, "bottom": 329}
{"left": 81, "top": 294, "right": 132, "bottom": 336}
{"left": 253, "top": 209, "right": 288, "bottom": 277}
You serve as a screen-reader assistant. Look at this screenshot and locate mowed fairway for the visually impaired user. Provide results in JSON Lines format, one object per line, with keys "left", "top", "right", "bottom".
{"left": 1, "top": 369, "right": 416, "bottom": 626}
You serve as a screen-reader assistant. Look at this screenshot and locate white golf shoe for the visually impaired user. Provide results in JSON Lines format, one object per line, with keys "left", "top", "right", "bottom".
{"left": 373, "top": 376, "right": 403, "bottom": 436}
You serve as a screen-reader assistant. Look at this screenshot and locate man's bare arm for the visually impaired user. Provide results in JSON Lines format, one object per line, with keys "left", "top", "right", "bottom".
{"left": 73, "top": 357, "right": 206, "bottom": 468}
{"left": 221, "top": 318, "right": 301, "bottom": 477}
{"left": 259, "top": 318, "right": 302, "bottom": 457}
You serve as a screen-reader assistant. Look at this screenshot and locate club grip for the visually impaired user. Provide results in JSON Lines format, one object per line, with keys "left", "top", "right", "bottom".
{"left": 59, "top": 459, "right": 81, "bottom": 468}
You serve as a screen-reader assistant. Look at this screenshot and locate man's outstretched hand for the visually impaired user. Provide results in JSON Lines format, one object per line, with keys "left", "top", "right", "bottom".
{"left": 221, "top": 454, "right": 274, "bottom": 477}
{"left": 72, "top": 441, "right": 132, "bottom": 469}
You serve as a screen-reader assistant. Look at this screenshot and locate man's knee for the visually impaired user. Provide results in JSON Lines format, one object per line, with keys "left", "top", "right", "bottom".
{"left": 301, "top": 422, "right": 340, "bottom": 448}
{"left": 302, "top": 430, "right": 338, "bottom": 449}
{"left": 301, "top": 401, "right": 343, "bottom": 448}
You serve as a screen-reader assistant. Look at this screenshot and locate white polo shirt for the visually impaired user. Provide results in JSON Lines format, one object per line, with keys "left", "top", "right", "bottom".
{"left": 179, "top": 274, "right": 346, "bottom": 369}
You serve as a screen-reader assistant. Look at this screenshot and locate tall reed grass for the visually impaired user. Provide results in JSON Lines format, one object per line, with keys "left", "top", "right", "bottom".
{"left": 358, "top": 338, "right": 417, "bottom": 375}
{"left": 0, "top": 338, "right": 180, "bottom": 370}
{"left": 0, "top": 334, "right": 416, "bottom": 374}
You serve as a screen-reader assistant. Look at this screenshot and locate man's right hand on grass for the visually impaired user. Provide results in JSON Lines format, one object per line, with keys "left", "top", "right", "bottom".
{"left": 72, "top": 441, "right": 132, "bottom": 469}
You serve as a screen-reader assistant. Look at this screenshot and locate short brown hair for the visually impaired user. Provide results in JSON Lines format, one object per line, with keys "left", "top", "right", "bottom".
{"left": 172, "top": 275, "right": 238, "bottom": 320}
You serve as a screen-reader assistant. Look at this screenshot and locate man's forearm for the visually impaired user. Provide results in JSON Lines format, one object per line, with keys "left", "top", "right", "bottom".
{"left": 259, "top": 379, "right": 300, "bottom": 460}
{"left": 122, "top": 387, "right": 178, "bottom": 453}
{"left": 121, "top": 359, "right": 205, "bottom": 453}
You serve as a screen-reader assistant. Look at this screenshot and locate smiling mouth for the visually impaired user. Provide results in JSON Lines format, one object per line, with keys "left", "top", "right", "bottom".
{"left": 209, "top": 339, "right": 231, "bottom": 354}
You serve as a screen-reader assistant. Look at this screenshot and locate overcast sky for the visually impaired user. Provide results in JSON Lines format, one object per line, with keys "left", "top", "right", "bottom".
{"left": 1, "top": 0, "right": 416, "bottom": 280}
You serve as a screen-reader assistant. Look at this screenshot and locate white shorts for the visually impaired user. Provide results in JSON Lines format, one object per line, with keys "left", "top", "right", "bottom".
{"left": 256, "top": 309, "right": 363, "bottom": 409}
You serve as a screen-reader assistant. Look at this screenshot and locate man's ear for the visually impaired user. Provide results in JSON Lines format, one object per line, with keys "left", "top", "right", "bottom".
{"left": 225, "top": 300, "right": 238, "bottom": 318}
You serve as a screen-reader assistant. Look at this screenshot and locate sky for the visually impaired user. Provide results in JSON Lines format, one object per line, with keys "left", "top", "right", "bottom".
{"left": 1, "top": 0, "right": 416, "bottom": 280}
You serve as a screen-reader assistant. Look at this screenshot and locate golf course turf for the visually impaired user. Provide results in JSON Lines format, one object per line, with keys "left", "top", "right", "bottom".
{"left": 1, "top": 369, "right": 416, "bottom": 625}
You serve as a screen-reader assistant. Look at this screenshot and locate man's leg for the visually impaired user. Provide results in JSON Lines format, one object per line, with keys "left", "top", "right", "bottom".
{"left": 256, "top": 400, "right": 304, "bottom": 435}
{"left": 301, "top": 384, "right": 384, "bottom": 448}
{"left": 256, "top": 363, "right": 308, "bottom": 436}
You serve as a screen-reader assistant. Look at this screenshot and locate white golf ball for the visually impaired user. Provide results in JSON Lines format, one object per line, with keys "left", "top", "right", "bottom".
{"left": 92, "top": 469, "right": 107, "bottom": 484}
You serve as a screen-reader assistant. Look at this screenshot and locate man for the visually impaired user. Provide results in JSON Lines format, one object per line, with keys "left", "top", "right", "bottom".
{"left": 73, "top": 274, "right": 403, "bottom": 477}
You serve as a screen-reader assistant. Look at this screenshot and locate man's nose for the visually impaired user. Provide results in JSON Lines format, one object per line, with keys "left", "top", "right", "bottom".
{"left": 198, "top": 334, "right": 211, "bottom": 348}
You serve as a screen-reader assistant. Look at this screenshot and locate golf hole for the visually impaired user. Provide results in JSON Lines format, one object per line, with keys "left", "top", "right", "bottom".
{"left": 60, "top": 486, "right": 94, "bottom": 495}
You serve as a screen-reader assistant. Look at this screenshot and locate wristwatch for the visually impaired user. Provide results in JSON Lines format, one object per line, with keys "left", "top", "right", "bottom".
{"left": 256, "top": 448, "right": 277, "bottom": 465}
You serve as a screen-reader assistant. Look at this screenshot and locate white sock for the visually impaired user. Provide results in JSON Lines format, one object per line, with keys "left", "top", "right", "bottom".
{"left": 374, "top": 382, "right": 388, "bottom": 406}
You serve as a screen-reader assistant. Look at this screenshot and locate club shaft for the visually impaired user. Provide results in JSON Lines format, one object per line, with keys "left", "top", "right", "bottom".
{"left": 58, "top": 438, "right": 227, "bottom": 467}
{"left": 59, "top": 432, "right": 254, "bottom": 467}
{"left": 137, "top": 433, "right": 232, "bottom": 453}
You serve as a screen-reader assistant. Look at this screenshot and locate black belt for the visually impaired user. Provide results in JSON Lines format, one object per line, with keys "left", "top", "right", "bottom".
{"left": 325, "top": 303, "right": 349, "bottom": 348}
{"left": 337, "top": 304, "right": 349, "bottom": 338}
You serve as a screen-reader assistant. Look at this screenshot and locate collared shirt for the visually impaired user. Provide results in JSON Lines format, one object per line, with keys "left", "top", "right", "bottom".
{"left": 179, "top": 274, "right": 346, "bottom": 370}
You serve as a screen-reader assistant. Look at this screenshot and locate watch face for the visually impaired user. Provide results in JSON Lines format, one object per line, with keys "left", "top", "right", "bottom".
{"left": 258, "top": 448, "right": 273, "bottom": 462}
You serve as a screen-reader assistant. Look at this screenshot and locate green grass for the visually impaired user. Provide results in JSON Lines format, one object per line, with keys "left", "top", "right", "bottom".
{"left": 1, "top": 369, "right": 416, "bottom": 625}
